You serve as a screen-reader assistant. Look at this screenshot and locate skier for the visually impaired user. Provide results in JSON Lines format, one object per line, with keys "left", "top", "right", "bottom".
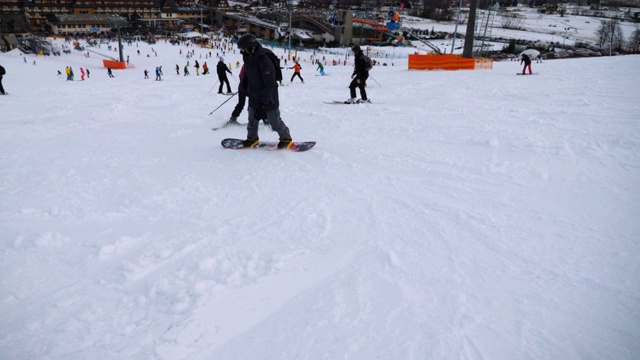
{"left": 236, "top": 34, "right": 293, "bottom": 149}
{"left": 176, "top": 64, "right": 180, "bottom": 75}
{"left": 107, "top": 68, "right": 114, "bottom": 78}
{"left": 521, "top": 53, "right": 532, "bottom": 75}
{"left": 289, "top": 61, "right": 304, "bottom": 83}
{"left": 0, "top": 64, "right": 6, "bottom": 95}
{"left": 216, "top": 57, "right": 233, "bottom": 94}
{"left": 155, "top": 67, "right": 162, "bottom": 81}
{"left": 80, "top": 67, "right": 85, "bottom": 81}
{"left": 203, "top": 62, "right": 209, "bottom": 75}
{"left": 316, "top": 61, "right": 325, "bottom": 76}
{"left": 144, "top": 69, "right": 149, "bottom": 79}
{"left": 346, "top": 45, "right": 370, "bottom": 104}
{"left": 195, "top": 60, "right": 200, "bottom": 76}
{"left": 184, "top": 64, "right": 190, "bottom": 76}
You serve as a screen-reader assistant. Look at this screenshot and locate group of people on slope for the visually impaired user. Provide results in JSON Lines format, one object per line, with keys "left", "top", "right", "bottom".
{"left": 223, "top": 34, "right": 371, "bottom": 149}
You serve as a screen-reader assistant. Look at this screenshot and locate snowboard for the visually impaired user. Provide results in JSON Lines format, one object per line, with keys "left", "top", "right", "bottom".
{"left": 323, "top": 99, "right": 372, "bottom": 105}
{"left": 221, "top": 138, "right": 316, "bottom": 152}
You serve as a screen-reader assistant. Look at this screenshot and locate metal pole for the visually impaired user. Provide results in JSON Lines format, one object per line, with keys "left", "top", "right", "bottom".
{"left": 451, "top": 0, "right": 463, "bottom": 54}
{"left": 288, "top": 5, "right": 292, "bottom": 55}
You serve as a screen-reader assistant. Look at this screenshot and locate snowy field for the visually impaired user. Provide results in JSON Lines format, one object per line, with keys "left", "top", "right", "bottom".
{"left": 1, "top": 27, "right": 640, "bottom": 360}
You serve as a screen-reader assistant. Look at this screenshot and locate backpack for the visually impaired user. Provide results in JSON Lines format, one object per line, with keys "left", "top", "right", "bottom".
{"left": 363, "top": 55, "right": 373, "bottom": 71}
{"left": 263, "top": 49, "right": 283, "bottom": 82}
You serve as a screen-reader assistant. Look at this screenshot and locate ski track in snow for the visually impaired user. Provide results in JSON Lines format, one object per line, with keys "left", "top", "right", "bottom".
{"left": 1, "top": 35, "right": 640, "bottom": 360}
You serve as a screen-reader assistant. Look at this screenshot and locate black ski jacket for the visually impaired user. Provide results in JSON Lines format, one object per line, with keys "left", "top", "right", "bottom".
{"left": 241, "top": 44, "right": 279, "bottom": 111}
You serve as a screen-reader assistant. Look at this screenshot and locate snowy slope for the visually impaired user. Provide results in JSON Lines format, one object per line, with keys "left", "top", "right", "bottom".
{"left": 1, "top": 35, "right": 639, "bottom": 359}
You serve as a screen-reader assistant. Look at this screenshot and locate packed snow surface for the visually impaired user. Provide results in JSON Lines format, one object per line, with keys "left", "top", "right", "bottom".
{"left": 1, "top": 34, "right": 639, "bottom": 359}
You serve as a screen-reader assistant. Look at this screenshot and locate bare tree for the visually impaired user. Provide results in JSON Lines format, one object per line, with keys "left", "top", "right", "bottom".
{"left": 596, "top": 19, "right": 624, "bottom": 51}
{"left": 627, "top": 28, "right": 640, "bottom": 54}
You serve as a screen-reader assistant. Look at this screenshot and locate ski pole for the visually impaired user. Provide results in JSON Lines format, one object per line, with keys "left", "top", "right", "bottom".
{"left": 369, "top": 75, "right": 381, "bottom": 87}
{"left": 208, "top": 92, "right": 237, "bottom": 116}
{"left": 208, "top": 80, "right": 219, "bottom": 94}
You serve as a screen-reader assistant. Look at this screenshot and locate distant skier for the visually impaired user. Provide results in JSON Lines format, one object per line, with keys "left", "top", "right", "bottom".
{"left": 316, "top": 62, "right": 325, "bottom": 76}
{"left": 289, "top": 62, "right": 304, "bottom": 83}
{"left": 346, "top": 45, "right": 370, "bottom": 104}
{"left": 144, "top": 69, "right": 149, "bottom": 79}
{"left": 80, "top": 67, "right": 85, "bottom": 81}
{"left": 216, "top": 57, "right": 233, "bottom": 94}
{"left": 107, "top": 68, "right": 114, "bottom": 78}
{"left": 155, "top": 67, "right": 162, "bottom": 81}
{"left": 195, "top": 60, "right": 200, "bottom": 76}
{"left": 176, "top": 64, "right": 180, "bottom": 75}
{"left": 0, "top": 64, "right": 6, "bottom": 95}
{"left": 521, "top": 53, "right": 532, "bottom": 75}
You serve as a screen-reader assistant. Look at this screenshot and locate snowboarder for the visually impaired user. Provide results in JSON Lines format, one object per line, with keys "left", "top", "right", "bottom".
{"left": 236, "top": 34, "right": 292, "bottom": 149}
{"left": 289, "top": 62, "right": 304, "bottom": 83}
{"left": 346, "top": 45, "right": 370, "bottom": 103}
{"left": 216, "top": 57, "right": 233, "bottom": 94}
{"left": 521, "top": 53, "right": 532, "bottom": 75}
{"left": 0, "top": 64, "right": 6, "bottom": 95}
{"left": 203, "top": 62, "right": 209, "bottom": 75}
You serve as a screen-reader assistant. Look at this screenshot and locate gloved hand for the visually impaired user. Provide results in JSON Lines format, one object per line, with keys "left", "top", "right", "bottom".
{"left": 254, "top": 105, "right": 267, "bottom": 120}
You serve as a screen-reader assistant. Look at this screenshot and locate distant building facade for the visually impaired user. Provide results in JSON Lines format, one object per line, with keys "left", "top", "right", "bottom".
{"left": 0, "top": 0, "right": 231, "bottom": 34}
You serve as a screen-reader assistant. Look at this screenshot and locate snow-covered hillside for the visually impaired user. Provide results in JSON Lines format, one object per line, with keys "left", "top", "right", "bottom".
{"left": 1, "top": 29, "right": 639, "bottom": 359}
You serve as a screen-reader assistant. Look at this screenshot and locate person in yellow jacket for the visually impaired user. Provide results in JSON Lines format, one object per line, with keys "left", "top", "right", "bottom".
{"left": 289, "top": 62, "right": 304, "bottom": 83}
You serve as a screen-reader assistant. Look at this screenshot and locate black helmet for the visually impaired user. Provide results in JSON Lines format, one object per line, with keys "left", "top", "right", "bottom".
{"left": 237, "top": 34, "right": 258, "bottom": 50}
{"left": 352, "top": 45, "right": 361, "bottom": 53}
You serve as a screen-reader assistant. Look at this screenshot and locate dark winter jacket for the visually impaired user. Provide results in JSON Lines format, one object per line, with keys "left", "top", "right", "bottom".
{"left": 521, "top": 54, "right": 531, "bottom": 65}
{"left": 217, "top": 61, "right": 232, "bottom": 78}
{"left": 352, "top": 52, "right": 369, "bottom": 80}
{"left": 241, "top": 44, "right": 279, "bottom": 111}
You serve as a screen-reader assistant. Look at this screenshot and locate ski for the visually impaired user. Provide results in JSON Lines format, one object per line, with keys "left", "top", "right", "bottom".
{"left": 221, "top": 138, "right": 316, "bottom": 152}
{"left": 323, "top": 99, "right": 373, "bottom": 105}
{"left": 212, "top": 119, "right": 246, "bottom": 131}
{"left": 516, "top": 73, "right": 539, "bottom": 75}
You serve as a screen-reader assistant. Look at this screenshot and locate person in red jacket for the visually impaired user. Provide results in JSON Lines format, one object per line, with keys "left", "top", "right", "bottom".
{"left": 289, "top": 62, "right": 304, "bottom": 83}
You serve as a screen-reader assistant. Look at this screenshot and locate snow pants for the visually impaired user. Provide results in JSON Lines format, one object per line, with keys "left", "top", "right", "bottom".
{"left": 349, "top": 77, "right": 368, "bottom": 100}
{"left": 218, "top": 76, "right": 232, "bottom": 93}
{"left": 247, "top": 106, "right": 290, "bottom": 140}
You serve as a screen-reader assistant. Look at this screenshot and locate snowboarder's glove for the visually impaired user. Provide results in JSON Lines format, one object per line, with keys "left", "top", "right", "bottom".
{"left": 254, "top": 105, "right": 267, "bottom": 120}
